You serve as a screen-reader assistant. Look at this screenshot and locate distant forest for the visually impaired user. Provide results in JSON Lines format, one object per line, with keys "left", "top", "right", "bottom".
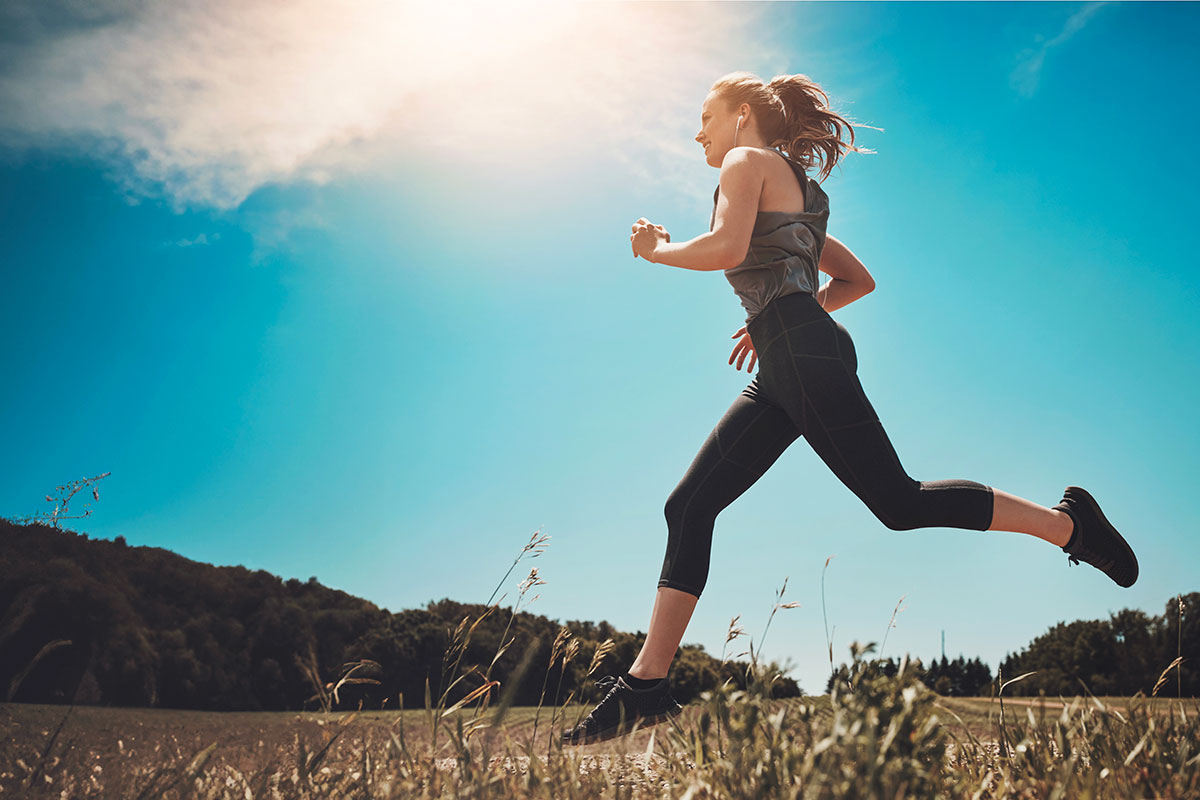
{"left": 1, "top": 519, "right": 1194, "bottom": 710}
{"left": 830, "top": 595, "right": 1196, "bottom": 698}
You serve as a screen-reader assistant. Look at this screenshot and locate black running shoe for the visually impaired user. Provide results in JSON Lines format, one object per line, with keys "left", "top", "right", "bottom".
{"left": 560, "top": 674, "right": 683, "bottom": 745}
{"left": 1054, "top": 486, "right": 1138, "bottom": 588}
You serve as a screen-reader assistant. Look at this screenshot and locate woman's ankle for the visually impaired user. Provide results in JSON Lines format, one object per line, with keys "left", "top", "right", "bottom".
{"left": 1050, "top": 508, "right": 1076, "bottom": 548}
{"left": 626, "top": 665, "right": 668, "bottom": 682}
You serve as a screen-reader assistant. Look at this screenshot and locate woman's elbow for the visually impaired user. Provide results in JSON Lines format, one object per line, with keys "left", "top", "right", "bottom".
{"left": 719, "top": 242, "right": 748, "bottom": 271}
{"left": 856, "top": 266, "right": 876, "bottom": 294}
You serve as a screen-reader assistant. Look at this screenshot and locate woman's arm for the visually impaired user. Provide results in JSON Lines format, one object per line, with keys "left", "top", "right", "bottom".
{"left": 815, "top": 234, "right": 875, "bottom": 312}
{"left": 647, "top": 148, "right": 761, "bottom": 271}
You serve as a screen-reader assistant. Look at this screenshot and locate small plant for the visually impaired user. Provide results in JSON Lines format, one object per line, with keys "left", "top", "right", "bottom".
{"left": 296, "top": 644, "right": 382, "bottom": 713}
{"left": 5, "top": 472, "right": 111, "bottom": 530}
{"left": 880, "top": 593, "right": 907, "bottom": 660}
{"left": 426, "top": 528, "right": 552, "bottom": 756}
{"left": 821, "top": 553, "right": 839, "bottom": 688}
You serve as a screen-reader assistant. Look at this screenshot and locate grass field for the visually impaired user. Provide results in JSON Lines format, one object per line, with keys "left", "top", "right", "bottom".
{"left": 2, "top": 534, "right": 1193, "bottom": 797}
{"left": 3, "top": 686, "right": 1196, "bottom": 798}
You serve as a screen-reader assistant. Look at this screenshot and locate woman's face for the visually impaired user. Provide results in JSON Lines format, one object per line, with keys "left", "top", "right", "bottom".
{"left": 695, "top": 91, "right": 741, "bottom": 168}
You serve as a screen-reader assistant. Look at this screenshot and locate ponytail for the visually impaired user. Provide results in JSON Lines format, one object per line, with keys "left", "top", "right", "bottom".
{"left": 711, "top": 71, "right": 881, "bottom": 181}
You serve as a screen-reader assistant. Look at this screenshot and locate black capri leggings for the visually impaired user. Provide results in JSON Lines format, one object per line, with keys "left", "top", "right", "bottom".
{"left": 658, "top": 290, "right": 994, "bottom": 598}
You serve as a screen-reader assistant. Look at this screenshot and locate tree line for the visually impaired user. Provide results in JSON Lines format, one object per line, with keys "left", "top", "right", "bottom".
{"left": 825, "top": 654, "right": 998, "bottom": 698}
{"left": 1, "top": 519, "right": 1192, "bottom": 709}
{"left": 0, "top": 519, "right": 798, "bottom": 710}
{"left": 996, "top": 600, "right": 1194, "bottom": 697}
{"left": 821, "top": 596, "right": 1195, "bottom": 699}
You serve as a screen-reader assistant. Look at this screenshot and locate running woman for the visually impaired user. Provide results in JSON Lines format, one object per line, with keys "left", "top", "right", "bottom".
{"left": 561, "top": 71, "right": 1139, "bottom": 746}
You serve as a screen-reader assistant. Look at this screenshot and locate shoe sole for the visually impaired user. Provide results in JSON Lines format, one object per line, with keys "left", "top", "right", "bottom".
{"left": 561, "top": 706, "right": 682, "bottom": 746}
{"left": 1065, "top": 485, "right": 1139, "bottom": 587}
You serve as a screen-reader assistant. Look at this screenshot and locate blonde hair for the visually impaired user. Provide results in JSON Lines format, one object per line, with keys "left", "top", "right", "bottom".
{"left": 710, "top": 71, "right": 880, "bottom": 182}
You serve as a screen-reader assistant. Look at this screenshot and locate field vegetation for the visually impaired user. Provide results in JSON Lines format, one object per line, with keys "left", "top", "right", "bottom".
{"left": 2, "top": 516, "right": 1196, "bottom": 797}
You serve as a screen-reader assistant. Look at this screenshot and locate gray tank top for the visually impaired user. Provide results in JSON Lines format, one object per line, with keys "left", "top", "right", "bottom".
{"left": 710, "top": 153, "right": 830, "bottom": 324}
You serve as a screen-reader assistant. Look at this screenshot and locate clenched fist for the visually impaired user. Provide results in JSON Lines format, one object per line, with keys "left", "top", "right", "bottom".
{"left": 631, "top": 218, "right": 670, "bottom": 261}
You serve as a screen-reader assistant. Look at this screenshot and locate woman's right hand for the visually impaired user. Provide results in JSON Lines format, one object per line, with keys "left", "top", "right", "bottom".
{"left": 730, "top": 326, "right": 757, "bottom": 372}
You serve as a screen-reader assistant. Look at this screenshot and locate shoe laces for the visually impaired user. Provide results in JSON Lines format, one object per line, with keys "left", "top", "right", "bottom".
{"left": 567, "top": 675, "right": 629, "bottom": 734}
{"left": 594, "top": 675, "right": 620, "bottom": 693}
{"left": 1067, "top": 547, "right": 1116, "bottom": 572}
{"left": 565, "top": 677, "right": 620, "bottom": 738}
{"left": 587, "top": 675, "right": 628, "bottom": 719}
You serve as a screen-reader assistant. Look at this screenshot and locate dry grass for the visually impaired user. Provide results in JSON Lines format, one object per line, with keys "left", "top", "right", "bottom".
{"left": 2, "top": 530, "right": 1197, "bottom": 798}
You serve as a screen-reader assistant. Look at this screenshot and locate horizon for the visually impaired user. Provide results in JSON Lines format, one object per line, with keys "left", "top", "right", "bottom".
{"left": 8, "top": 515, "right": 1186, "bottom": 691}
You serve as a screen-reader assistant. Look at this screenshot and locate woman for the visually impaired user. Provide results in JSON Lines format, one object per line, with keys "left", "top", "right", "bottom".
{"left": 561, "top": 71, "right": 1138, "bottom": 746}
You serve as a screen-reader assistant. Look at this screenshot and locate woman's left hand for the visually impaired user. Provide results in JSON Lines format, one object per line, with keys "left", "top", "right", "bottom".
{"left": 631, "top": 218, "right": 669, "bottom": 261}
{"left": 730, "top": 325, "right": 757, "bottom": 372}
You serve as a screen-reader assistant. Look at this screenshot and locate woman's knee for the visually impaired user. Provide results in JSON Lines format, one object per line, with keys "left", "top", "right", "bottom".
{"left": 664, "top": 491, "right": 683, "bottom": 524}
{"left": 869, "top": 479, "right": 988, "bottom": 531}
{"left": 878, "top": 511, "right": 921, "bottom": 531}
{"left": 866, "top": 480, "right": 925, "bottom": 531}
{"left": 662, "top": 492, "right": 717, "bottom": 591}
{"left": 664, "top": 485, "right": 719, "bottom": 528}
{"left": 871, "top": 504, "right": 920, "bottom": 531}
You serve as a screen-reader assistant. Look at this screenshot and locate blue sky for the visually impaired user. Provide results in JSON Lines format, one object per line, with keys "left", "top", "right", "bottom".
{"left": 2, "top": 1, "right": 1197, "bottom": 696}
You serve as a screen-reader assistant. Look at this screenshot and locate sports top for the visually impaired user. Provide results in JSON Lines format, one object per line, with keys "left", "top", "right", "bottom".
{"left": 710, "top": 152, "right": 830, "bottom": 324}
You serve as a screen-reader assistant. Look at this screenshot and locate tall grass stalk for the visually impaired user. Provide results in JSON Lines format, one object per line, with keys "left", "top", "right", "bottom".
{"left": 530, "top": 625, "right": 571, "bottom": 746}
{"left": 484, "top": 528, "right": 550, "bottom": 609}
{"left": 821, "top": 554, "right": 838, "bottom": 688}
{"left": 426, "top": 528, "right": 552, "bottom": 758}
{"left": 879, "top": 594, "right": 906, "bottom": 661}
{"left": 995, "top": 664, "right": 1038, "bottom": 757}
{"left": 1178, "top": 593, "right": 1186, "bottom": 699}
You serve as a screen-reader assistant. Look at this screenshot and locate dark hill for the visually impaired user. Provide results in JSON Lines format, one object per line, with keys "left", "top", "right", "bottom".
{"left": 0, "top": 519, "right": 797, "bottom": 710}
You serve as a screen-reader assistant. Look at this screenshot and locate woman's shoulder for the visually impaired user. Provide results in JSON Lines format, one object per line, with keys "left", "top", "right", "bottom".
{"left": 713, "top": 147, "right": 791, "bottom": 198}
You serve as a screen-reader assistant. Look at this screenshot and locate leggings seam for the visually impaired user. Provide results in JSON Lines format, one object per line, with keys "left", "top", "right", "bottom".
{"left": 805, "top": 395, "right": 900, "bottom": 528}
{"left": 783, "top": 326, "right": 809, "bottom": 434}
{"left": 757, "top": 317, "right": 827, "bottom": 359}
{"left": 791, "top": 354, "right": 844, "bottom": 361}
{"left": 666, "top": 403, "right": 773, "bottom": 588}
{"left": 657, "top": 578, "right": 703, "bottom": 597}
{"left": 825, "top": 419, "right": 877, "bottom": 432}
{"left": 785, "top": 327, "right": 901, "bottom": 529}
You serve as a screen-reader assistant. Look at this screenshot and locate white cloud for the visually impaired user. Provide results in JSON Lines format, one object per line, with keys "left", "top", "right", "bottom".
{"left": 1010, "top": 2, "right": 1112, "bottom": 98}
{"left": 0, "top": 0, "right": 800, "bottom": 227}
{"left": 163, "top": 232, "right": 219, "bottom": 248}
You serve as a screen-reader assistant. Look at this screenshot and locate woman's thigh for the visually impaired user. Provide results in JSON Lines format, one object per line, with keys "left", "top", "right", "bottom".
{"left": 720, "top": 376, "right": 804, "bottom": 473}
{"left": 660, "top": 379, "right": 802, "bottom": 593}
{"left": 761, "top": 318, "right": 916, "bottom": 515}
{"left": 668, "top": 379, "right": 801, "bottom": 502}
